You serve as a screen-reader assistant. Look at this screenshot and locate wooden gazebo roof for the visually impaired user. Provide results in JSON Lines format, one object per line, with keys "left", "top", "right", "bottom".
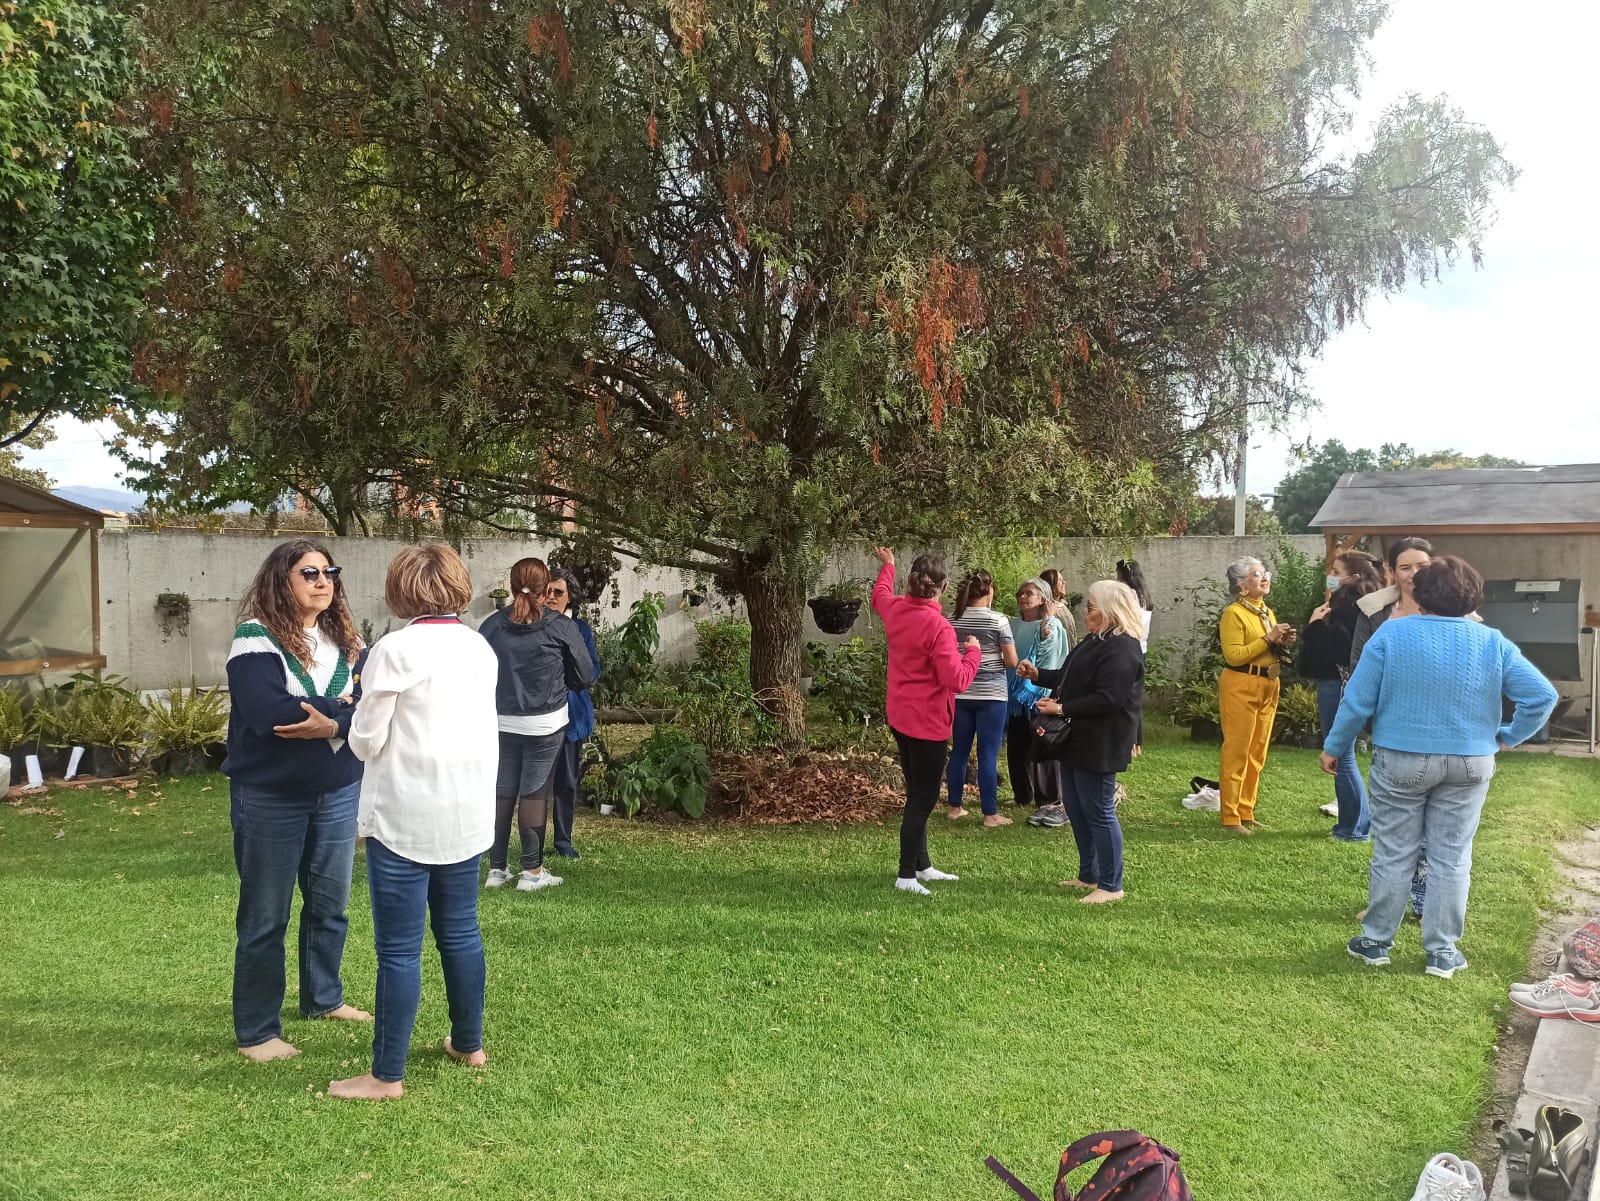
{"left": 1312, "top": 464, "right": 1600, "bottom": 536}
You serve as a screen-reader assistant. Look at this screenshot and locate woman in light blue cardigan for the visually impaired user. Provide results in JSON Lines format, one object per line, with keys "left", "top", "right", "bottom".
{"left": 1323, "top": 555, "right": 1556, "bottom": 979}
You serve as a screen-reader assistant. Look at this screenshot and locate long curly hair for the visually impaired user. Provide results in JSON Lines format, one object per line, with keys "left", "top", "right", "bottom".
{"left": 238, "top": 540, "right": 362, "bottom": 667}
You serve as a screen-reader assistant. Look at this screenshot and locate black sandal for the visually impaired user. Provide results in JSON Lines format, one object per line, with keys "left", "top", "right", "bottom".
{"left": 1495, "top": 1119, "right": 1536, "bottom": 1196}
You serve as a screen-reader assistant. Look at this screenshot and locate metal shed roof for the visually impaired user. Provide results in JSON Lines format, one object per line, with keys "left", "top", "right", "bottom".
{"left": 1311, "top": 464, "right": 1600, "bottom": 534}
{"left": 0, "top": 477, "right": 107, "bottom": 525}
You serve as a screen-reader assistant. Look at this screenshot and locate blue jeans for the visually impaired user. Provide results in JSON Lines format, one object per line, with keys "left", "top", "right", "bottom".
{"left": 1362, "top": 748, "right": 1496, "bottom": 958}
{"left": 230, "top": 780, "right": 360, "bottom": 1048}
{"left": 1316, "top": 677, "right": 1370, "bottom": 840}
{"left": 947, "top": 699, "right": 1008, "bottom": 816}
{"left": 365, "top": 838, "right": 486, "bottom": 1083}
{"left": 1061, "top": 767, "right": 1124, "bottom": 892}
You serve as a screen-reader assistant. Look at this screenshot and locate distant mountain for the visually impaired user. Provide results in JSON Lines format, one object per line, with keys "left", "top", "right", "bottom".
{"left": 53, "top": 485, "right": 143, "bottom": 512}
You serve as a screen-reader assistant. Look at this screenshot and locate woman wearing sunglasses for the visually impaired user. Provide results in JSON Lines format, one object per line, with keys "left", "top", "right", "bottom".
{"left": 543, "top": 569, "right": 600, "bottom": 861}
{"left": 224, "top": 540, "right": 370, "bottom": 1062}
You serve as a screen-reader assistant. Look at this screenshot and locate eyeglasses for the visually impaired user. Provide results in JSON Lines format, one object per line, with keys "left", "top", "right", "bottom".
{"left": 295, "top": 566, "right": 343, "bottom": 583}
{"left": 546, "top": 585, "right": 568, "bottom": 596}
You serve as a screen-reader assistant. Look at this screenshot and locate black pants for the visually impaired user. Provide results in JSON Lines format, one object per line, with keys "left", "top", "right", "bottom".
{"left": 550, "top": 738, "right": 582, "bottom": 854}
{"left": 893, "top": 728, "right": 948, "bottom": 879}
{"left": 1006, "top": 715, "right": 1036, "bottom": 806}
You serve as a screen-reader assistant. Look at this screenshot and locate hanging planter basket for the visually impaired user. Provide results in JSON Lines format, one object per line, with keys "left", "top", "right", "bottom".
{"left": 808, "top": 597, "right": 863, "bottom": 635}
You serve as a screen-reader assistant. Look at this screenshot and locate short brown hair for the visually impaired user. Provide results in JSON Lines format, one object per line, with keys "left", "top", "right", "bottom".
{"left": 385, "top": 543, "right": 474, "bottom": 619}
{"left": 1411, "top": 554, "right": 1483, "bottom": 618}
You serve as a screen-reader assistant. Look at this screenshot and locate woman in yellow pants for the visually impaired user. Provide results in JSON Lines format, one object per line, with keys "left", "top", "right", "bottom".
{"left": 1218, "top": 558, "right": 1296, "bottom": 834}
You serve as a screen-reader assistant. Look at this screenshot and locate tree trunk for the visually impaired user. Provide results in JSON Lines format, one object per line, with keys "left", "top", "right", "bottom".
{"left": 740, "top": 568, "right": 807, "bottom": 748}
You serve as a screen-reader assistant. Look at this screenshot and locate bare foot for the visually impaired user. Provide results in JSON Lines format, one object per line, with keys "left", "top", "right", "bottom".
{"left": 1081, "top": 889, "right": 1125, "bottom": 905}
{"left": 983, "top": 814, "right": 1013, "bottom": 828}
{"left": 238, "top": 1037, "right": 299, "bottom": 1062}
{"left": 1223, "top": 824, "right": 1253, "bottom": 836}
{"left": 443, "top": 1037, "right": 487, "bottom": 1067}
{"left": 320, "top": 1003, "right": 373, "bottom": 1022}
{"left": 1356, "top": 907, "right": 1369, "bottom": 921}
{"left": 1243, "top": 819, "right": 1270, "bottom": 830}
{"left": 327, "top": 1072, "right": 404, "bottom": 1100}
{"left": 946, "top": 807, "right": 968, "bottom": 820}
{"left": 1057, "top": 878, "right": 1095, "bottom": 889}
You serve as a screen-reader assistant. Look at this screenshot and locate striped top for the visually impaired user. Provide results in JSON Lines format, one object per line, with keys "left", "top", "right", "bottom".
{"left": 951, "top": 607, "right": 1014, "bottom": 702}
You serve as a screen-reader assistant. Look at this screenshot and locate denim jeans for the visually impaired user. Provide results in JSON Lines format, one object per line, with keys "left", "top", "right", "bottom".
{"left": 1315, "top": 677, "right": 1370, "bottom": 840}
{"left": 1060, "top": 767, "right": 1124, "bottom": 892}
{"left": 230, "top": 779, "right": 360, "bottom": 1048}
{"left": 365, "top": 838, "right": 486, "bottom": 1083}
{"left": 1362, "top": 747, "right": 1496, "bottom": 958}
{"left": 947, "top": 699, "right": 1008, "bottom": 816}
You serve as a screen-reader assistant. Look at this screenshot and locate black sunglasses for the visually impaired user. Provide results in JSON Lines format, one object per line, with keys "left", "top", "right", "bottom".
{"left": 295, "top": 566, "right": 343, "bottom": 583}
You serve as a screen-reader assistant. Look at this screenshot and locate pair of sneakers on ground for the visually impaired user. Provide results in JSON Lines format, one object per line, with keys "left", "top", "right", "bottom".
{"left": 1510, "top": 972, "right": 1600, "bottom": 1022}
{"left": 895, "top": 867, "right": 959, "bottom": 897}
{"left": 1347, "top": 935, "right": 1468, "bottom": 979}
{"left": 1410, "top": 1153, "right": 1486, "bottom": 1201}
{"left": 485, "top": 867, "right": 562, "bottom": 892}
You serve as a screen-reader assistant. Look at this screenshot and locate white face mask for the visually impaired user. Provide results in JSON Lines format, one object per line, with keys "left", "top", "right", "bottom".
{"left": 1326, "top": 574, "right": 1342, "bottom": 592}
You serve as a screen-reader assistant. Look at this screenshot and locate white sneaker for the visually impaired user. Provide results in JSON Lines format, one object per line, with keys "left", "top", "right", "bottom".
{"left": 916, "top": 867, "right": 960, "bottom": 882}
{"left": 517, "top": 870, "right": 563, "bottom": 891}
{"left": 484, "top": 868, "right": 511, "bottom": 889}
{"left": 1409, "top": 1153, "right": 1485, "bottom": 1201}
{"left": 1318, "top": 801, "right": 1339, "bottom": 818}
{"left": 895, "top": 877, "right": 932, "bottom": 896}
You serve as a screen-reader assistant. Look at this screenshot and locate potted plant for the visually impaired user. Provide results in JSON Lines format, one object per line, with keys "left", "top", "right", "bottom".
{"left": 807, "top": 578, "right": 870, "bottom": 635}
{"left": 154, "top": 591, "right": 192, "bottom": 640}
{"left": 488, "top": 587, "right": 510, "bottom": 610}
{"left": 147, "top": 683, "right": 229, "bottom": 776}
{"left": 23, "top": 690, "right": 69, "bottom": 777}
{"left": 0, "top": 687, "right": 26, "bottom": 770}
{"left": 801, "top": 640, "right": 829, "bottom": 694}
{"left": 57, "top": 673, "right": 147, "bottom": 778}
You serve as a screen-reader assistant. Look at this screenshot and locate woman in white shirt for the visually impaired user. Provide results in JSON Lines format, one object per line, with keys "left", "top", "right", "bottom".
{"left": 1116, "top": 560, "right": 1155, "bottom": 653}
{"left": 329, "top": 543, "right": 500, "bottom": 1101}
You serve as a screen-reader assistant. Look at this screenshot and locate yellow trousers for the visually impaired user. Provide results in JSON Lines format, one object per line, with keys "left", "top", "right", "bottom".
{"left": 1218, "top": 670, "right": 1279, "bottom": 826}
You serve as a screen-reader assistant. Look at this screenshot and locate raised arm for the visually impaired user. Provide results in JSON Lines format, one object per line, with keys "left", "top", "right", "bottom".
{"left": 870, "top": 548, "right": 896, "bottom": 620}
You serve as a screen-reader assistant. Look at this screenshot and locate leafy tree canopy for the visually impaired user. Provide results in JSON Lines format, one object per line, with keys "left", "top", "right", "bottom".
{"left": 0, "top": 415, "right": 53, "bottom": 489}
{"left": 1272, "top": 439, "right": 1528, "bottom": 532}
{"left": 126, "top": 0, "right": 1512, "bottom": 739}
{"left": 0, "top": 0, "right": 166, "bottom": 448}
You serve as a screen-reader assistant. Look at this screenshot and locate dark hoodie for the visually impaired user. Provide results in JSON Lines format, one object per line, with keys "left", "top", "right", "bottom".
{"left": 478, "top": 608, "right": 596, "bottom": 720}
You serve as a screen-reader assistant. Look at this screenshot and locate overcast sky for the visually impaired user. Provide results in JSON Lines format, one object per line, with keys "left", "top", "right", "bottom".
{"left": 21, "top": 1, "right": 1596, "bottom": 498}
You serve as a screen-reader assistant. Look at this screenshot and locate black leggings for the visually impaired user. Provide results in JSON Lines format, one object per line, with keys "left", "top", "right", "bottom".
{"left": 893, "top": 728, "right": 948, "bottom": 879}
{"left": 490, "top": 790, "right": 549, "bottom": 872}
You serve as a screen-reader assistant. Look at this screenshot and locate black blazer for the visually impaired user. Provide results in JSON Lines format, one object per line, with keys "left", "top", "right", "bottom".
{"left": 1035, "top": 632, "right": 1145, "bottom": 774}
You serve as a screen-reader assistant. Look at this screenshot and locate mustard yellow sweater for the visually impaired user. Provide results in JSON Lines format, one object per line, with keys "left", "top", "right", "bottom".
{"left": 1220, "top": 601, "right": 1279, "bottom": 669}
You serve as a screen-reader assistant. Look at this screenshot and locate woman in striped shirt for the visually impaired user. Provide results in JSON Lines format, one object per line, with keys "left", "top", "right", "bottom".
{"left": 945, "top": 569, "right": 1019, "bottom": 827}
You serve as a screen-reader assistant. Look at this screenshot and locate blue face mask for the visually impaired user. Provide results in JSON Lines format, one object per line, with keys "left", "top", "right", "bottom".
{"left": 1325, "top": 574, "right": 1342, "bottom": 592}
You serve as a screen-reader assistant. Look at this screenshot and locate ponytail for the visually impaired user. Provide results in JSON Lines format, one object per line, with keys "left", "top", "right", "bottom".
{"left": 508, "top": 557, "right": 550, "bottom": 625}
{"left": 906, "top": 553, "right": 948, "bottom": 600}
{"left": 953, "top": 569, "right": 993, "bottom": 619}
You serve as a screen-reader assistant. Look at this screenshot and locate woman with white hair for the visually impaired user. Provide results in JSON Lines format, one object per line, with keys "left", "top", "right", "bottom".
{"left": 1217, "top": 557, "right": 1296, "bottom": 834}
{"left": 1016, "top": 580, "right": 1145, "bottom": 904}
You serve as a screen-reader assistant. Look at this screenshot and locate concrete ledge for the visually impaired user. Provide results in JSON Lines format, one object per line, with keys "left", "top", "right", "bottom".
{"left": 1489, "top": 1001, "right": 1600, "bottom": 1200}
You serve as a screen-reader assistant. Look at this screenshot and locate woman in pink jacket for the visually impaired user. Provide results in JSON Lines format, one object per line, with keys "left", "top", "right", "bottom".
{"left": 871, "top": 547, "right": 982, "bottom": 896}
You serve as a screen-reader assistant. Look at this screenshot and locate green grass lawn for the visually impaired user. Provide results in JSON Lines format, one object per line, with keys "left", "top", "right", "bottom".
{"left": 2, "top": 733, "right": 1596, "bottom": 1201}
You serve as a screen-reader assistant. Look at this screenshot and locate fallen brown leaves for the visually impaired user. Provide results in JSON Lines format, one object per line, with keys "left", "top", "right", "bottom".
{"left": 709, "top": 749, "right": 904, "bottom": 825}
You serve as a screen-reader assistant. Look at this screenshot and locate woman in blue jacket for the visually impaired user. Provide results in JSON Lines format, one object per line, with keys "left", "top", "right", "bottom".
{"left": 545, "top": 568, "right": 600, "bottom": 860}
{"left": 224, "top": 540, "right": 371, "bottom": 1061}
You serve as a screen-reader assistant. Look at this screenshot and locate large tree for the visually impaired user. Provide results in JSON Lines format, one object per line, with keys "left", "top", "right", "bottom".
{"left": 0, "top": 0, "right": 166, "bottom": 448}
{"left": 1273, "top": 439, "right": 1526, "bottom": 532}
{"left": 128, "top": 0, "right": 1511, "bottom": 740}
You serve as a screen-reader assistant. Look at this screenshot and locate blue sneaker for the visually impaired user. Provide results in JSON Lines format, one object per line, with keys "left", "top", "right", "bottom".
{"left": 1347, "top": 936, "right": 1391, "bottom": 967}
{"left": 1425, "top": 949, "right": 1469, "bottom": 979}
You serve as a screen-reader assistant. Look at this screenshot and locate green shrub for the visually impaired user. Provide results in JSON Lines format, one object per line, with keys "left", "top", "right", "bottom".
{"left": 1266, "top": 538, "right": 1323, "bottom": 643}
{"left": 610, "top": 725, "right": 711, "bottom": 818}
{"left": 0, "top": 688, "right": 26, "bottom": 748}
{"left": 54, "top": 674, "right": 146, "bottom": 750}
{"left": 1272, "top": 683, "right": 1322, "bottom": 746}
{"left": 146, "top": 684, "right": 228, "bottom": 754}
{"left": 593, "top": 592, "right": 666, "bottom": 705}
{"left": 689, "top": 617, "right": 751, "bottom": 685}
{"left": 812, "top": 637, "right": 887, "bottom": 726}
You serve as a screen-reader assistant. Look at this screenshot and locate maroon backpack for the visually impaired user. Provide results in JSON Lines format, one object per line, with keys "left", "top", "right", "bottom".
{"left": 986, "top": 1130, "right": 1193, "bottom": 1201}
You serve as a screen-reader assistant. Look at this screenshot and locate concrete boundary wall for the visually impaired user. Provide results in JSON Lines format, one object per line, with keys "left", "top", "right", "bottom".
{"left": 98, "top": 530, "right": 1329, "bottom": 688}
